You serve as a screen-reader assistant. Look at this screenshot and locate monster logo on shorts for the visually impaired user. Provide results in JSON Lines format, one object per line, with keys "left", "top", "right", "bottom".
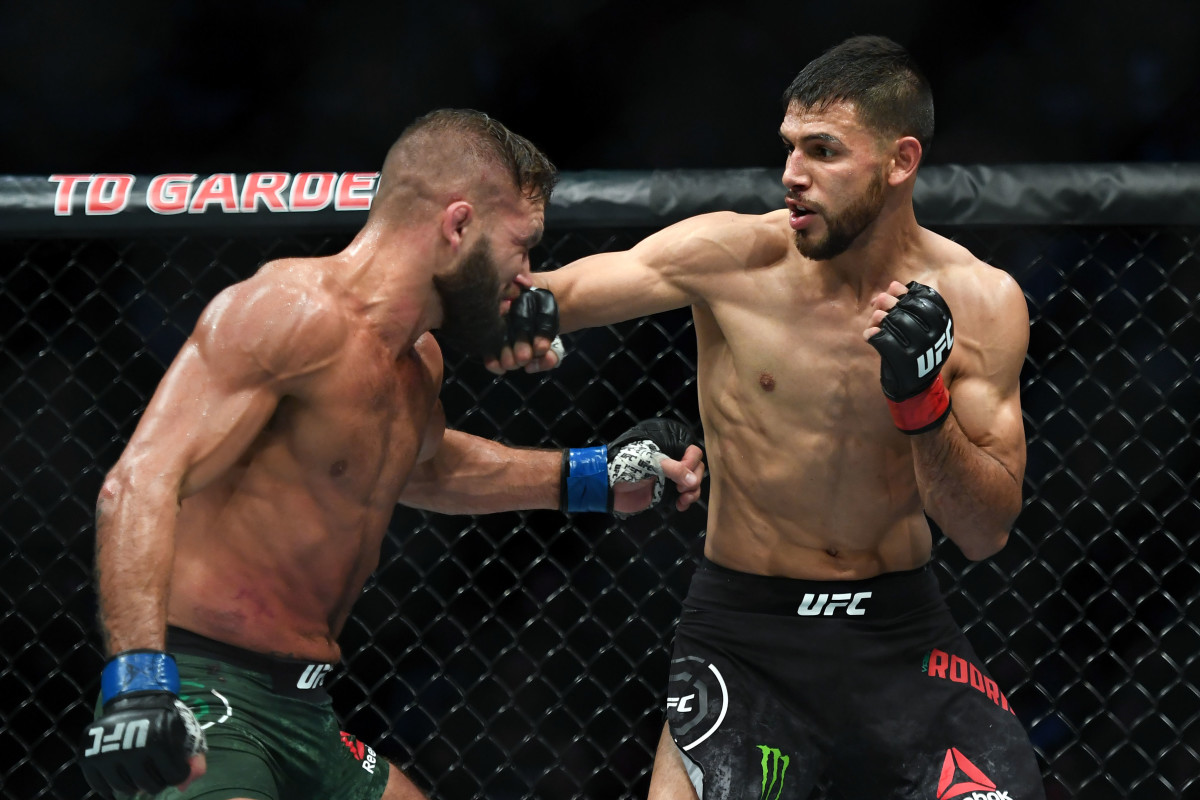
{"left": 756, "top": 745, "right": 789, "bottom": 800}
{"left": 665, "top": 656, "right": 729, "bottom": 752}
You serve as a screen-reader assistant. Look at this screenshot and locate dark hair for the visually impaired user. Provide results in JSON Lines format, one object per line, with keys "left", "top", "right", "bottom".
{"left": 396, "top": 109, "right": 558, "bottom": 205}
{"left": 782, "top": 35, "right": 934, "bottom": 151}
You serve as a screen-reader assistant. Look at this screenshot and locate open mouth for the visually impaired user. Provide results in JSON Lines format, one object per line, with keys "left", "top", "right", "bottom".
{"left": 788, "top": 201, "right": 817, "bottom": 230}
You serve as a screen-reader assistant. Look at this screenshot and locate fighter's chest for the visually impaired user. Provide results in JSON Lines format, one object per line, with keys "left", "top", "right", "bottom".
{"left": 267, "top": 340, "right": 440, "bottom": 496}
{"left": 709, "top": 298, "right": 879, "bottom": 388}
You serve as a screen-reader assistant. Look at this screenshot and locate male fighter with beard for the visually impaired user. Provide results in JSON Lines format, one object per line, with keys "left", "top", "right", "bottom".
{"left": 79, "top": 109, "right": 705, "bottom": 800}
{"left": 500, "top": 36, "right": 1045, "bottom": 799}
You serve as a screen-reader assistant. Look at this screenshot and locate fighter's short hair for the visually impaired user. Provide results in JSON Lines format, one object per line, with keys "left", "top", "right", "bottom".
{"left": 782, "top": 35, "right": 935, "bottom": 153}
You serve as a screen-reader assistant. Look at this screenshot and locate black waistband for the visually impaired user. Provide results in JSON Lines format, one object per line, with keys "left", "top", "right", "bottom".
{"left": 167, "top": 626, "right": 338, "bottom": 700}
{"left": 685, "top": 557, "right": 943, "bottom": 619}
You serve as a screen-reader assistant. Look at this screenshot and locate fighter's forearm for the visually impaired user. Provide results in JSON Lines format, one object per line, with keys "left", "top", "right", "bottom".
{"left": 910, "top": 415, "right": 1023, "bottom": 560}
{"left": 534, "top": 253, "right": 690, "bottom": 335}
{"left": 399, "top": 430, "right": 561, "bottom": 515}
{"left": 94, "top": 471, "right": 179, "bottom": 656}
{"left": 533, "top": 264, "right": 611, "bottom": 334}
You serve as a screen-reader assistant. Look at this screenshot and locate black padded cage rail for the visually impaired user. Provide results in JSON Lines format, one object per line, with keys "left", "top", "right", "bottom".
{"left": 2, "top": 164, "right": 1198, "bottom": 799}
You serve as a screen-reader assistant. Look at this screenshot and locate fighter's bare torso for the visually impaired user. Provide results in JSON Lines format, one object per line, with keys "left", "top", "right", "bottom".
{"left": 165, "top": 260, "right": 445, "bottom": 662}
{"left": 690, "top": 209, "right": 1015, "bottom": 577}
{"left": 549, "top": 207, "right": 1024, "bottom": 580}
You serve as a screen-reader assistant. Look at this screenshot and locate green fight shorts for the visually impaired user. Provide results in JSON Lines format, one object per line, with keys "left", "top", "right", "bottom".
{"left": 98, "top": 627, "right": 390, "bottom": 800}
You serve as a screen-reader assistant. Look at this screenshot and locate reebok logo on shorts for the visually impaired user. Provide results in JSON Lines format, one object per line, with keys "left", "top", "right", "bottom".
{"left": 923, "top": 648, "right": 1015, "bottom": 715}
{"left": 340, "top": 731, "right": 378, "bottom": 774}
{"left": 936, "top": 747, "right": 1010, "bottom": 799}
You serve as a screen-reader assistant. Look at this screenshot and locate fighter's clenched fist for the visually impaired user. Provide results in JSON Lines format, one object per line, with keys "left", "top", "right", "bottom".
{"left": 865, "top": 280, "right": 955, "bottom": 434}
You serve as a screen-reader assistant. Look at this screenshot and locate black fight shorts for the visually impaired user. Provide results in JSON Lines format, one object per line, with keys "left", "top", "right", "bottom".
{"left": 663, "top": 558, "right": 1045, "bottom": 800}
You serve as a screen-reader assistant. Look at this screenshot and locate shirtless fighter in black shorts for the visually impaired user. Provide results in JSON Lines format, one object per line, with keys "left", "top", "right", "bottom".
{"left": 499, "top": 36, "right": 1046, "bottom": 799}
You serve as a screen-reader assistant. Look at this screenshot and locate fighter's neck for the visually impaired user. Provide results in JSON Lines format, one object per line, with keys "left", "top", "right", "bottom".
{"left": 818, "top": 210, "right": 925, "bottom": 303}
{"left": 334, "top": 229, "right": 440, "bottom": 356}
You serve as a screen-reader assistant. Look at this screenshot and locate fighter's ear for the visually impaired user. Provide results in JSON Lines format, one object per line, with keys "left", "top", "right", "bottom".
{"left": 441, "top": 201, "right": 473, "bottom": 251}
{"left": 887, "top": 136, "right": 922, "bottom": 186}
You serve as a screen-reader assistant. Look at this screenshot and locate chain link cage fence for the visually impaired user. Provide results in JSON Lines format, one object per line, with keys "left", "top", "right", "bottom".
{"left": 1, "top": 165, "right": 1198, "bottom": 800}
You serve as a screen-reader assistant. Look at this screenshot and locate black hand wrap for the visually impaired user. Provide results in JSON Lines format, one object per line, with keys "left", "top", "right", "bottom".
{"left": 79, "top": 650, "right": 206, "bottom": 799}
{"left": 866, "top": 281, "right": 954, "bottom": 434}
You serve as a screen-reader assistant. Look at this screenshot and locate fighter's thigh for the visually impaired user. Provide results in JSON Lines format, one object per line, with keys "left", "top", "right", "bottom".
{"left": 832, "top": 652, "right": 1044, "bottom": 799}
{"left": 380, "top": 763, "right": 431, "bottom": 800}
{"left": 648, "top": 723, "right": 699, "bottom": 800}
{"left": 662, "top": 650, "right": 823, "bottom": 799}
{"left": 294, "top": 723, "right": 389, "bottom": 800}
{"left": 153, "top": 745, "right": 277, "bottom": 800}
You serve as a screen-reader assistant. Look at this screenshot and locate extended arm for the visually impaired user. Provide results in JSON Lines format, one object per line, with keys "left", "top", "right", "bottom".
{"left": 486, "top": 212, "right": 768, "bottom": 374}
{"left": 399, "top": 426, "right": 705, "bottom": 516}
{"left": 542, "top": 211, "right": 762, "bottom": 329}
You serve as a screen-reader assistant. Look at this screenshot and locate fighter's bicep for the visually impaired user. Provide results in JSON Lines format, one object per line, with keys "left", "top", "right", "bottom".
{"left": 544, "top": 249, "right": 696, "bottom": 332}
{"left": 544, "top": 214, "right": 750, "bottom": 330}
{"left": 129, "top": 340, "right": 282, "bottom": 499}
{"left": 950, "top": 374, "right": 1026, "bottom": 484}
{"left": 944, "top": 270, "right": 1029, "bottom": 478}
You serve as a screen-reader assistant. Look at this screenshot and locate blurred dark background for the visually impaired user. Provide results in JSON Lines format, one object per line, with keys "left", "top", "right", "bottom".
{"left": 3, "top": 3, "right": 1200, "bottom": 799}
{"left": 1, "top": 0, "right": 1198, "bottom": 177}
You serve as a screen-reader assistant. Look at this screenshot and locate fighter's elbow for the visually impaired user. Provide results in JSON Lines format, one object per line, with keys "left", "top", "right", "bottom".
{"left": 96, "top": 467, "right": 129, "bottom": 514}
{"left": 97, "top": 454, "right": 183, "bottom": 522}
{"left": 94, "top": 469, "right": 132, "bottom": 541}
{"left": 956, "top": 528, "right": 1010, "bottom": 561}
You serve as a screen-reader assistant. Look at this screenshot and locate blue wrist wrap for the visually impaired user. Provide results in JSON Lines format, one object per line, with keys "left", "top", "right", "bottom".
{"left": 562, "top": 446, "right": 609, "bottom": 512}
{"left": 101, "top": 650, "right": 180, "bottom": 704}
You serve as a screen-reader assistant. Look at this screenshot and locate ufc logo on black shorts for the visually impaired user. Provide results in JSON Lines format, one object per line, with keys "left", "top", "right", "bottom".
{"left": 796, "top": 591, "right": 871, "bottom": 616}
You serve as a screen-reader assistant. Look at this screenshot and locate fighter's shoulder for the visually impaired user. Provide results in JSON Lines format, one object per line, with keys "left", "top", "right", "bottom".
{"left": 925, "top": 235, "right": 1028, "bottom": 329}
{"left": 661, "top": 208, "right": 788, "bottom": 242}
{"left": 196, "top": 258, "right": 349, "bottom": 377}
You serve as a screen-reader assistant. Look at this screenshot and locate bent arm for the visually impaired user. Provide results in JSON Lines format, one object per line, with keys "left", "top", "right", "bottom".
{"left": 913, "top": 276, "right": 1029, "bottom": 560}
{"left": 94, "top": 280, "right": 337, "bottom": 655}
{"left": 96, "top": 345, "right": 281, "bottom": 655}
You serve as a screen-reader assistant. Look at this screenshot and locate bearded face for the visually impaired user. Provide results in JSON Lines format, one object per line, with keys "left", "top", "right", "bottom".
{"left": 794, "top": 167, "right": 887, "bottom": 261}
{"left": 432, "top": 236, "right": 507, "bottom": 357}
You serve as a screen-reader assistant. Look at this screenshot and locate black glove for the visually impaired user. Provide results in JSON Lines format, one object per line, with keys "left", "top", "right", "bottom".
{"left": 506, "top": 286, "right": 559, "bottom": 343}
{"left": 560, "top": 418, "right": 699, "bottom": 514}
{"left": 488, "top": 285, "right": 565, "bottom": 367}
{"left": 80, "top": 650, "right": 206, "bottom": 799}
{"left": 866, "top": 281, "right": 954, "bottom": 434}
